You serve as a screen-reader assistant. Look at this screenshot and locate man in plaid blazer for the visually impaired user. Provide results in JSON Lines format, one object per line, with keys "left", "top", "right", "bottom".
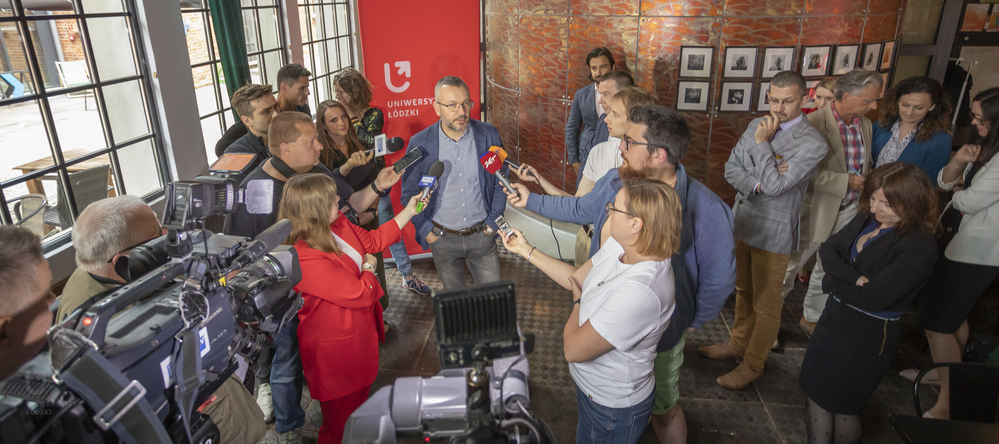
{"left": 699, "top": 71, "right": 828, "bottom": 389}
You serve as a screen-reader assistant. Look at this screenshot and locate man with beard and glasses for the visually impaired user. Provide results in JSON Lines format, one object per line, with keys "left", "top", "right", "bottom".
{"left": 506, "top": 106, "right": 735, "bottom": 444}
{"left": 698, "top": 71, "right": 828, "bottom": 390}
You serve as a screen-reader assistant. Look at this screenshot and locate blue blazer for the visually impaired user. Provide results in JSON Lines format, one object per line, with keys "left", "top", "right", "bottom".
{"left": 566, "top": 84, "right": 599, "bottom": 166}
{"left": 400, "top": 119, "right": 508, "bottom": 250}
{"left": 588, "top": 113, "right": 610, "bottom": 162}
{"left": 872, "top": 123, "right": 952, "bottom": 186}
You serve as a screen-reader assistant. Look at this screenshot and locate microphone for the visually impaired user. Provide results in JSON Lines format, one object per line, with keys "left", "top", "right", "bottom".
{"left": 228, "top": 219, "right": 292, "bottom": 272}
{"left": 416, "top": 161, "right": 445, "bottom": 212}
{"left": 489, "top": 146, "right": 532, "bottom": 178}
{"left": 364, "top": 136, "right": 405, "bottom": 156}
{"left": 479, "top": 151, "right": 519, "bottom": 198}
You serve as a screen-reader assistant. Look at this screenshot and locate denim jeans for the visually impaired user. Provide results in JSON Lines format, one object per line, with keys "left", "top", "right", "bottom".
{"left": 575, "top": 386, "right": 655, "bottom": 444}
{"left": 428, "top": 230, "right": 501, "bottom": 290}
{"left": 378, "top": 195, "right": 412, "bottom": 277}
{"left": 272, "top": 316, "right": 305, "bottom": 433}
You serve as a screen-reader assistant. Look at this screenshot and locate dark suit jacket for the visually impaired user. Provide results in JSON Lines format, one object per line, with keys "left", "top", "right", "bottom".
{"left": 400, "top": 119, "right": 507, "bottom": 250}
{"left": 588, "top": 113, "right": 610, "bottom": 164}
{"left": 565, "top": 84, "right": 599, "bottom": 166}
{"left": 819, "top": 214, "right": 938, "bottom": 313}
{"left": 872, "top": 123, "right": 952, "bottom": 186}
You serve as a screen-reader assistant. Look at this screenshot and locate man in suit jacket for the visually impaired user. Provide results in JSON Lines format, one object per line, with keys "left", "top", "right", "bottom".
{"left": 400, "top": 76, "right": 507, "bottom": 290}
{"left": 779, "top": 69, "right": 883, "bottom": 332}
{"left": 586, "top": 70, "right": 635, "bottom": 177}
{"left": 699, "top": 71, "right": 828, "bottom": 389}
{"left": 566, "top": 47, "right": 615, "bottom": 181}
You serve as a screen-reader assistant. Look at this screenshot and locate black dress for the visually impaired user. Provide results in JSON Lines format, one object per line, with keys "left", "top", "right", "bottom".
{"left": 799, "top": 215, "right": 937, "bottom": 414}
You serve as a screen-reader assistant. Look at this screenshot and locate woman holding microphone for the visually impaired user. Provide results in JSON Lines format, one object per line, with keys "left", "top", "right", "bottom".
{"left": 501, "top": 178, "right": 682, "bottom": 444}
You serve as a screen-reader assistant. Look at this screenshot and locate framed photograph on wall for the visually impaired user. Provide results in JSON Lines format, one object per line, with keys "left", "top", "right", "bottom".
{"left": 862, "top": 42, "right": 882, "bottom": 71}
{"left": 880, "top": 71, "right": 891, "bottom": 99}
{"left": 677, "top": 81, "right": 711, "bottom": 111}
{"left": 761, "top": 46, "right": 796, "bottom": 78}
{"left": 679, "top": 46, "right": 714, "bottom": 78}
{"left": 720, "top": 82, "right": 754, "bottom": 112}
{"left": 801, "top": 46, "right": 831, "bottom": 77}
{"left": 803, "top": 80, "right": 820, "bottom": 108}
{"left": 757, "top": 81, "right": 771, "bottom": 112}
{"left": 724, "top": 46, "right": 758, "bottom": 78}
{"left": 833, "top": 44, "right": 859, "bottom": 75}
{"left": 880, "top": 40, "right": 896, "bottom": 70}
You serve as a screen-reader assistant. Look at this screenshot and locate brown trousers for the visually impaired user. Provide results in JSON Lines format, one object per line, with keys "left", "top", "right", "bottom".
{"left": 729, "top": 239, "right": 791, "bottom": 371}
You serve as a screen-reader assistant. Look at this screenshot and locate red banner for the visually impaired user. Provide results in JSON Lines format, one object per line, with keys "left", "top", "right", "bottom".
{"left": 357, "top": 0, "right": 482, "bottom": 255}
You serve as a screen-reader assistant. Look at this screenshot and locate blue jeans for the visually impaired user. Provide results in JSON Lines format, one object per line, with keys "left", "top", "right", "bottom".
{"left": 272, "top": 317, "right": 305, "bottom": 433}
{"left": 575, "top": 386, "right": 655, "bottom": 444}
{"left": 378, "top": 195, "right": 412, "bottom": 277}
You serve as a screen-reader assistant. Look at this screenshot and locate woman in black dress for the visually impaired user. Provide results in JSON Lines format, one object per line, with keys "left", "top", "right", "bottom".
{"left": 799, "top": 162, "right": 939, "bottom": 444}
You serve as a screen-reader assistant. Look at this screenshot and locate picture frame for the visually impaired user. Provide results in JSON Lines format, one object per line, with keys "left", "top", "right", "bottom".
{"left": 880, "top": 40, "right": 896, "bottom": 70}
{"left": 803, "top": 80, "right": 820, "bottom": 109}
{"left": 719, "top": 82, "right": 754, "bottom": 112}
{"left": 862, "top": 42, "right": 882, "bottom": 71}
{"left": 832, "top": 44, "right": 860, "bottom": 75}
{"left": 679, "top": 46, "right": 714, "bottom": 78}
{"left": 761, "top": 46, "right": 796, "bottom": 78}
{"left": 757, "top": 81, "right": 771, "bottom": 112}
{"left": 880, "top": 71, "right": 891, "bottom": 99}
{"left": 723, "top": 46, "right": 758, "bottom": 78}
{"left": 801, "top": 45, "right": 832, "bottom": 77}
{"left": 676, "top": 81, "right": 711, "bottom": 111}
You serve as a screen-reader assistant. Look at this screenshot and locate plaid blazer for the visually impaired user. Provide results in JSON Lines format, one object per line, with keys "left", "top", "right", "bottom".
{"left": 725, "top": 116, "right": 829, "bottom": 255}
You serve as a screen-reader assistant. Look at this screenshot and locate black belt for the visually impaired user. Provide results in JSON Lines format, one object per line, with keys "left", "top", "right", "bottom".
{"left": 433, "top": 221, "right": 484, "bottom": 236}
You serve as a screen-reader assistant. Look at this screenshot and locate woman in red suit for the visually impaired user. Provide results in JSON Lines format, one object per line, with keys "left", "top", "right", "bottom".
{"left": 277, "top": 173, "right": 425, "bottom": 443}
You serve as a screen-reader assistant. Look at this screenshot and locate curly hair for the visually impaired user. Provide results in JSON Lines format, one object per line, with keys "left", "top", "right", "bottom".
{"left": 315, "top": 100, "right": 365, "bottom": 170}
{"left": 333, "top": 68, "right": 374, "bottom": 112}
{"left": 878, "top": 76, "right": 952, "bottom": 143}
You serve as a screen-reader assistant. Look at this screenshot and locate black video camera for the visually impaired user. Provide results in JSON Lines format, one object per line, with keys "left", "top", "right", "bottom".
{"left": 0, "top": 174, "right": 302, "bottom": 444}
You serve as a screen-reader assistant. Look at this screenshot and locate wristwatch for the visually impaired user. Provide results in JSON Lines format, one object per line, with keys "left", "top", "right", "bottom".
{"left": 484, "top": 226, "right": 495, "bottom": 235}
{"left": 370, "top": 182, "right": 390, "bottom": 198}
{"left": 362, "top": 262, "right": 375, "bottom": 272}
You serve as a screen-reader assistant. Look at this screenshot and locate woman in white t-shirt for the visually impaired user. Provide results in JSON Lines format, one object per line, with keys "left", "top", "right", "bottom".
{"left": 502, "top": 178, "right": 682, "bottom": 444}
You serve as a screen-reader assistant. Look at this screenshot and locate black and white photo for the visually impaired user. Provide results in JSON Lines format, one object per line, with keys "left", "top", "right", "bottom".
{"left": 676, "top": 80, "right": 710, "bottom": 111}
{"left": 801, "top": 46, "right": 831, "bottom": 77}
{"left": 862, "top": 42, "right": 882, "bottom": 71}
{"left": 757, "top": 81, "right": 771, "bottom": 112}
{"left": 679, "top": 46, "right": 714, "bottom": 78}
{"left": 833, "top": 44, "right": 859, "bottom": 75}
{"left": 720, "top": 81, "right": 753, "bottom": 112}
{"left": 761, "top": 46, "right": 796, "bottom": 78}
{"left": 724, "top": 46, "right": 758, "bottom": 78}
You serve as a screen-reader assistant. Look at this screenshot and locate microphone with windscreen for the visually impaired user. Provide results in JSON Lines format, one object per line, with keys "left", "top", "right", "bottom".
{"left": 365, "top": 135, "right": 405, "bottom": 156}
{"left": 489, "top": 146, "right": 531, "bottom": 177}
{"left": 416, "top": 161, "right": 445, "bottom": 213}
{"left": 480, "top": 151, "right": 518, "bottom": 198}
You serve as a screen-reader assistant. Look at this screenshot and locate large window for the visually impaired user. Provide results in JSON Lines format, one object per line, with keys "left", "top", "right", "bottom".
{"left": 0, "top": 0, "right": 165, "bottom": 246}
{"left": 299, "top": 1, "right": 355, "bottom": 113}
{"left": 183, "top": 0, "right": 287, "bottom": 162}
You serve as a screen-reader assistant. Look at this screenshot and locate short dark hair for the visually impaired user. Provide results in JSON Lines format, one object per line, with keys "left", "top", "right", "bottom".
{"left": 586, "top": 47, "right": 615, "bottom": 81}
{"left": 231, "top": 83, "right": 273, "bottom": 118}
{"left": 268, "top": 111, "right": 314, "bottom": 153}
{"left": 627, "top": 105, "right": 690, "bottom": 166}
{"left": 332, "top": 68, "right": 374, "bottom": 111}
{"left": 858, "top": 162, "right": 938, "bottom": 235}
{"left": 879, "top": 76, "right": 952, "bottom": 143}
{"left": 277, "top": 63, "right": 312, "bottom": 87}
{"left": 599, "top": 70, "right": 635, "bottom": 88}
{"left": 770, "top": 71, "right": 807, "bottom": 97}
{"left": 0, "top": 227, "right": 45, "bottom": 316}
{"left": 973, "top": 87, "right": 999, "bottom": 166}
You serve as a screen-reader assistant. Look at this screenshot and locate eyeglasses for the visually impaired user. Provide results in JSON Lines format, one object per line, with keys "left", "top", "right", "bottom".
{"left": 972, "top": 113, "right": 984, "bottom": 124}
{"left": 768, "top": 97, "right": 801, "bottom": 106}
{"left": 605, "top": 202, "right": 635, "bottom": 218}
{"left": 622, "top": 139, "right": 662, "bottom": 152}
{"left": 438, "top": 100, "right": 474, "bottom": 112}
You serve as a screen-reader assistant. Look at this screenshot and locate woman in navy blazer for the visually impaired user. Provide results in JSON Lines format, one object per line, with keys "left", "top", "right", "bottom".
{"left": 873, "top": 77, "right": 953, "bottom": 186}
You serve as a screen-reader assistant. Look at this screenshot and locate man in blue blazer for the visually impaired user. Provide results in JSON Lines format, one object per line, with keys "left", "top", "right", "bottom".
{"left": 401, "top": 76, "right": 508, "bottom": 290}
{"left": 566, "top": 47, "right": 615, "bottom": 181}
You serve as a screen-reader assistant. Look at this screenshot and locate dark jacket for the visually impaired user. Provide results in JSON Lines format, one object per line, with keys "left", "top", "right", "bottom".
{"left": 872, "top": 123, "right": 952, "bottom": 186}
{"left": 566, "top": 84, "right": 599, "bottom": 166}
{"left": 820, "top": 214, "right": 938, "bottom": 313}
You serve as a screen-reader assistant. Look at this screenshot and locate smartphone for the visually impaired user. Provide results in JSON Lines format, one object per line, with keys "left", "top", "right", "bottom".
{"left": 393, "top": 148, "right": 424, "bottom": 174}
{"left": 494, "top": 215, "right": 514, "bottom": 238}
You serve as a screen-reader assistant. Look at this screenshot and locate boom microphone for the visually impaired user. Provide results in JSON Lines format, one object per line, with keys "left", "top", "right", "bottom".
{"left": 480, "top": 151, "right": 519, "bottom": 198}
{"left": 416, "top": 161, "right": 445, "bottom": 212}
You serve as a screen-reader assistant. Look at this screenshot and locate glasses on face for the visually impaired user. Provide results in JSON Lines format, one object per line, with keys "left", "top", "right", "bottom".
{"left": 768, "top": 97, "right": 801, "bottom": 106}
{"left": 622, "top": 139, "right": 661, "bottom": 152}
{"left": 439, "top": 100, "right": 474, "bottom": 112}
{"left": 605, "top": 202, "right": 635, "bottom": 218}
{"left": 972, "top": 113, "right": 984, "bottom": 124}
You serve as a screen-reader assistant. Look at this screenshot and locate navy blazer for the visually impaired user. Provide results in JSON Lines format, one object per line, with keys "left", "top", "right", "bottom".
{"left": 872, "top": 123, "right": 952, "bottom": 186}
{"left": 566, "top": 84, "right": 599, "bottom": 166}
{"left": 400, "top": 119, "right": 508, "bottom": 250}
{"left": 587, "top": 113, "right": 610, "bottom": 164}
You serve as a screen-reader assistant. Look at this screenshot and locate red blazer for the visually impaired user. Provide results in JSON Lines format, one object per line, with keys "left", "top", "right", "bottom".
{"left": 293, "top": 214, "right": 402, "bottom": 402}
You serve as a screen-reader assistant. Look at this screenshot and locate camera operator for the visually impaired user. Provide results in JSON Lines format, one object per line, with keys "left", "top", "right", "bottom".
{"left": 55, "top": 196, "right": 266, "bottom": 444}
{"left": 0, "top": 227, "right": 56, "bottom": 382}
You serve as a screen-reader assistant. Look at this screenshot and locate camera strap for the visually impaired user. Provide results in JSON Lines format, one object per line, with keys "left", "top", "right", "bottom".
{"left": 273, "top": 155, "right": 359, "bottom": 222}
{"left": 269, "top": 155, "right": 301, "bottom": 180}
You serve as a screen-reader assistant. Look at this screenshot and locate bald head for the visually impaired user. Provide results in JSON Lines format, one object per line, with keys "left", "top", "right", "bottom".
{"left": 73, "top": 195, "right": 161, "bottom": 280}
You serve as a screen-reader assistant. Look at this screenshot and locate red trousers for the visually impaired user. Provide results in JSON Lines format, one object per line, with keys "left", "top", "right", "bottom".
{"left": 318, "top": 385, "right": 371, "bottom": 444}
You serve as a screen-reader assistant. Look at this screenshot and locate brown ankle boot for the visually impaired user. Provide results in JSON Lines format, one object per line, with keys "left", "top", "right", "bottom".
{"left": 697, "top": 341, "right": 745, "bottom": 359}
{"left": 716, "top": 361, "right": 763, "bottom": 389}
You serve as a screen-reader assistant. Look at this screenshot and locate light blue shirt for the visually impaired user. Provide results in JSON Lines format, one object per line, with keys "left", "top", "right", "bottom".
{"left": 433, "top": 124, "right": 487, "bottom": 229}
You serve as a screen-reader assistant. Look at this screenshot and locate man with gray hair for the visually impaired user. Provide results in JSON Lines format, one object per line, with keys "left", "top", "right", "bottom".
{"left": 0, "top": 227, "right": 56, "bottom": 381}
{"left": 400, "top": 76, "right": 507, "bottom": 290}
{"left": 783, "top": 69, "right": 882, "bottom": 332}
{"left": 699, "top": 71, "right": 828, "bottom": 389}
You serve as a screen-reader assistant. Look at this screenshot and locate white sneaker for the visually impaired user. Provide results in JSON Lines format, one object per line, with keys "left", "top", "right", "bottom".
{"left": 256, "top": 382, "right": 274, "bottom": 422}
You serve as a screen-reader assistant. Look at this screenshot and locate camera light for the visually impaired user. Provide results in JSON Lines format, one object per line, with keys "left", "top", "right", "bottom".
{"left": 82, "top": 317, "right": 93, "bottom": 326}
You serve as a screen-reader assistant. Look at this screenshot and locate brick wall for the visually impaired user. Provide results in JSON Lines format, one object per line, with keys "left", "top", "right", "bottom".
{"left": 183, "top": 12, "right": 215, "bottom": 89}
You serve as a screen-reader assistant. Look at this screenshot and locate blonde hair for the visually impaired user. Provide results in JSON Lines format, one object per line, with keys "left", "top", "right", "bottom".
{"left": 622, "top": 178, "right": 682, "bottom": 258}
{"left": 278, "top": 173, "right": 341, "bottom": 255}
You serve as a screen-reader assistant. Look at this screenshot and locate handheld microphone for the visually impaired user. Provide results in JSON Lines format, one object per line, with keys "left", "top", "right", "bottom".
{"left": 416, "top": 161, "right": 445, "bottom": 212}
{"left": 227, "top": 219, "right": 292, "bottom": 272}
{"left": 364, "top": 136, "right": 405, "bottom": 156}
{"left": 489, "top": 146, "right": 532, "bottom": 178}
{"left": 480, "top": 151, "right": 518, "bottom": 198}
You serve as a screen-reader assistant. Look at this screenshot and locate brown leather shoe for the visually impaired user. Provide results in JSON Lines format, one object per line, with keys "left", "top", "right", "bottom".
{"left": 716, "top": 361, "right": 763, "bottom": 389}
{"left": 799, "top": 317, "right": 817, "bottom": 337}
{"left": 697, "top": 341, "right": 744, "bottom": 360}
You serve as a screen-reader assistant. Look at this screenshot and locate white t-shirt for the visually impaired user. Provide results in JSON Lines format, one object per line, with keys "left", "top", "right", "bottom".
{"left": 568, "top": 237, "right": 675, "bottom": 408}
{"left": 582, "top": 137, "right": 622, "bottom": 183}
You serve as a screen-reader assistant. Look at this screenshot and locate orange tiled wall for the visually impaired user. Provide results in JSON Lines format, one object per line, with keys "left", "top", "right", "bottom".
{"left": 484, "top": 0, "right": 904, "bottom": 202}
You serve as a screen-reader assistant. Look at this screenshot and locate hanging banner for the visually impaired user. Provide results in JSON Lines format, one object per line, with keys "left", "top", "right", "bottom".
{"left": 357, "top": 0, "right": 482, "bottom": 255}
